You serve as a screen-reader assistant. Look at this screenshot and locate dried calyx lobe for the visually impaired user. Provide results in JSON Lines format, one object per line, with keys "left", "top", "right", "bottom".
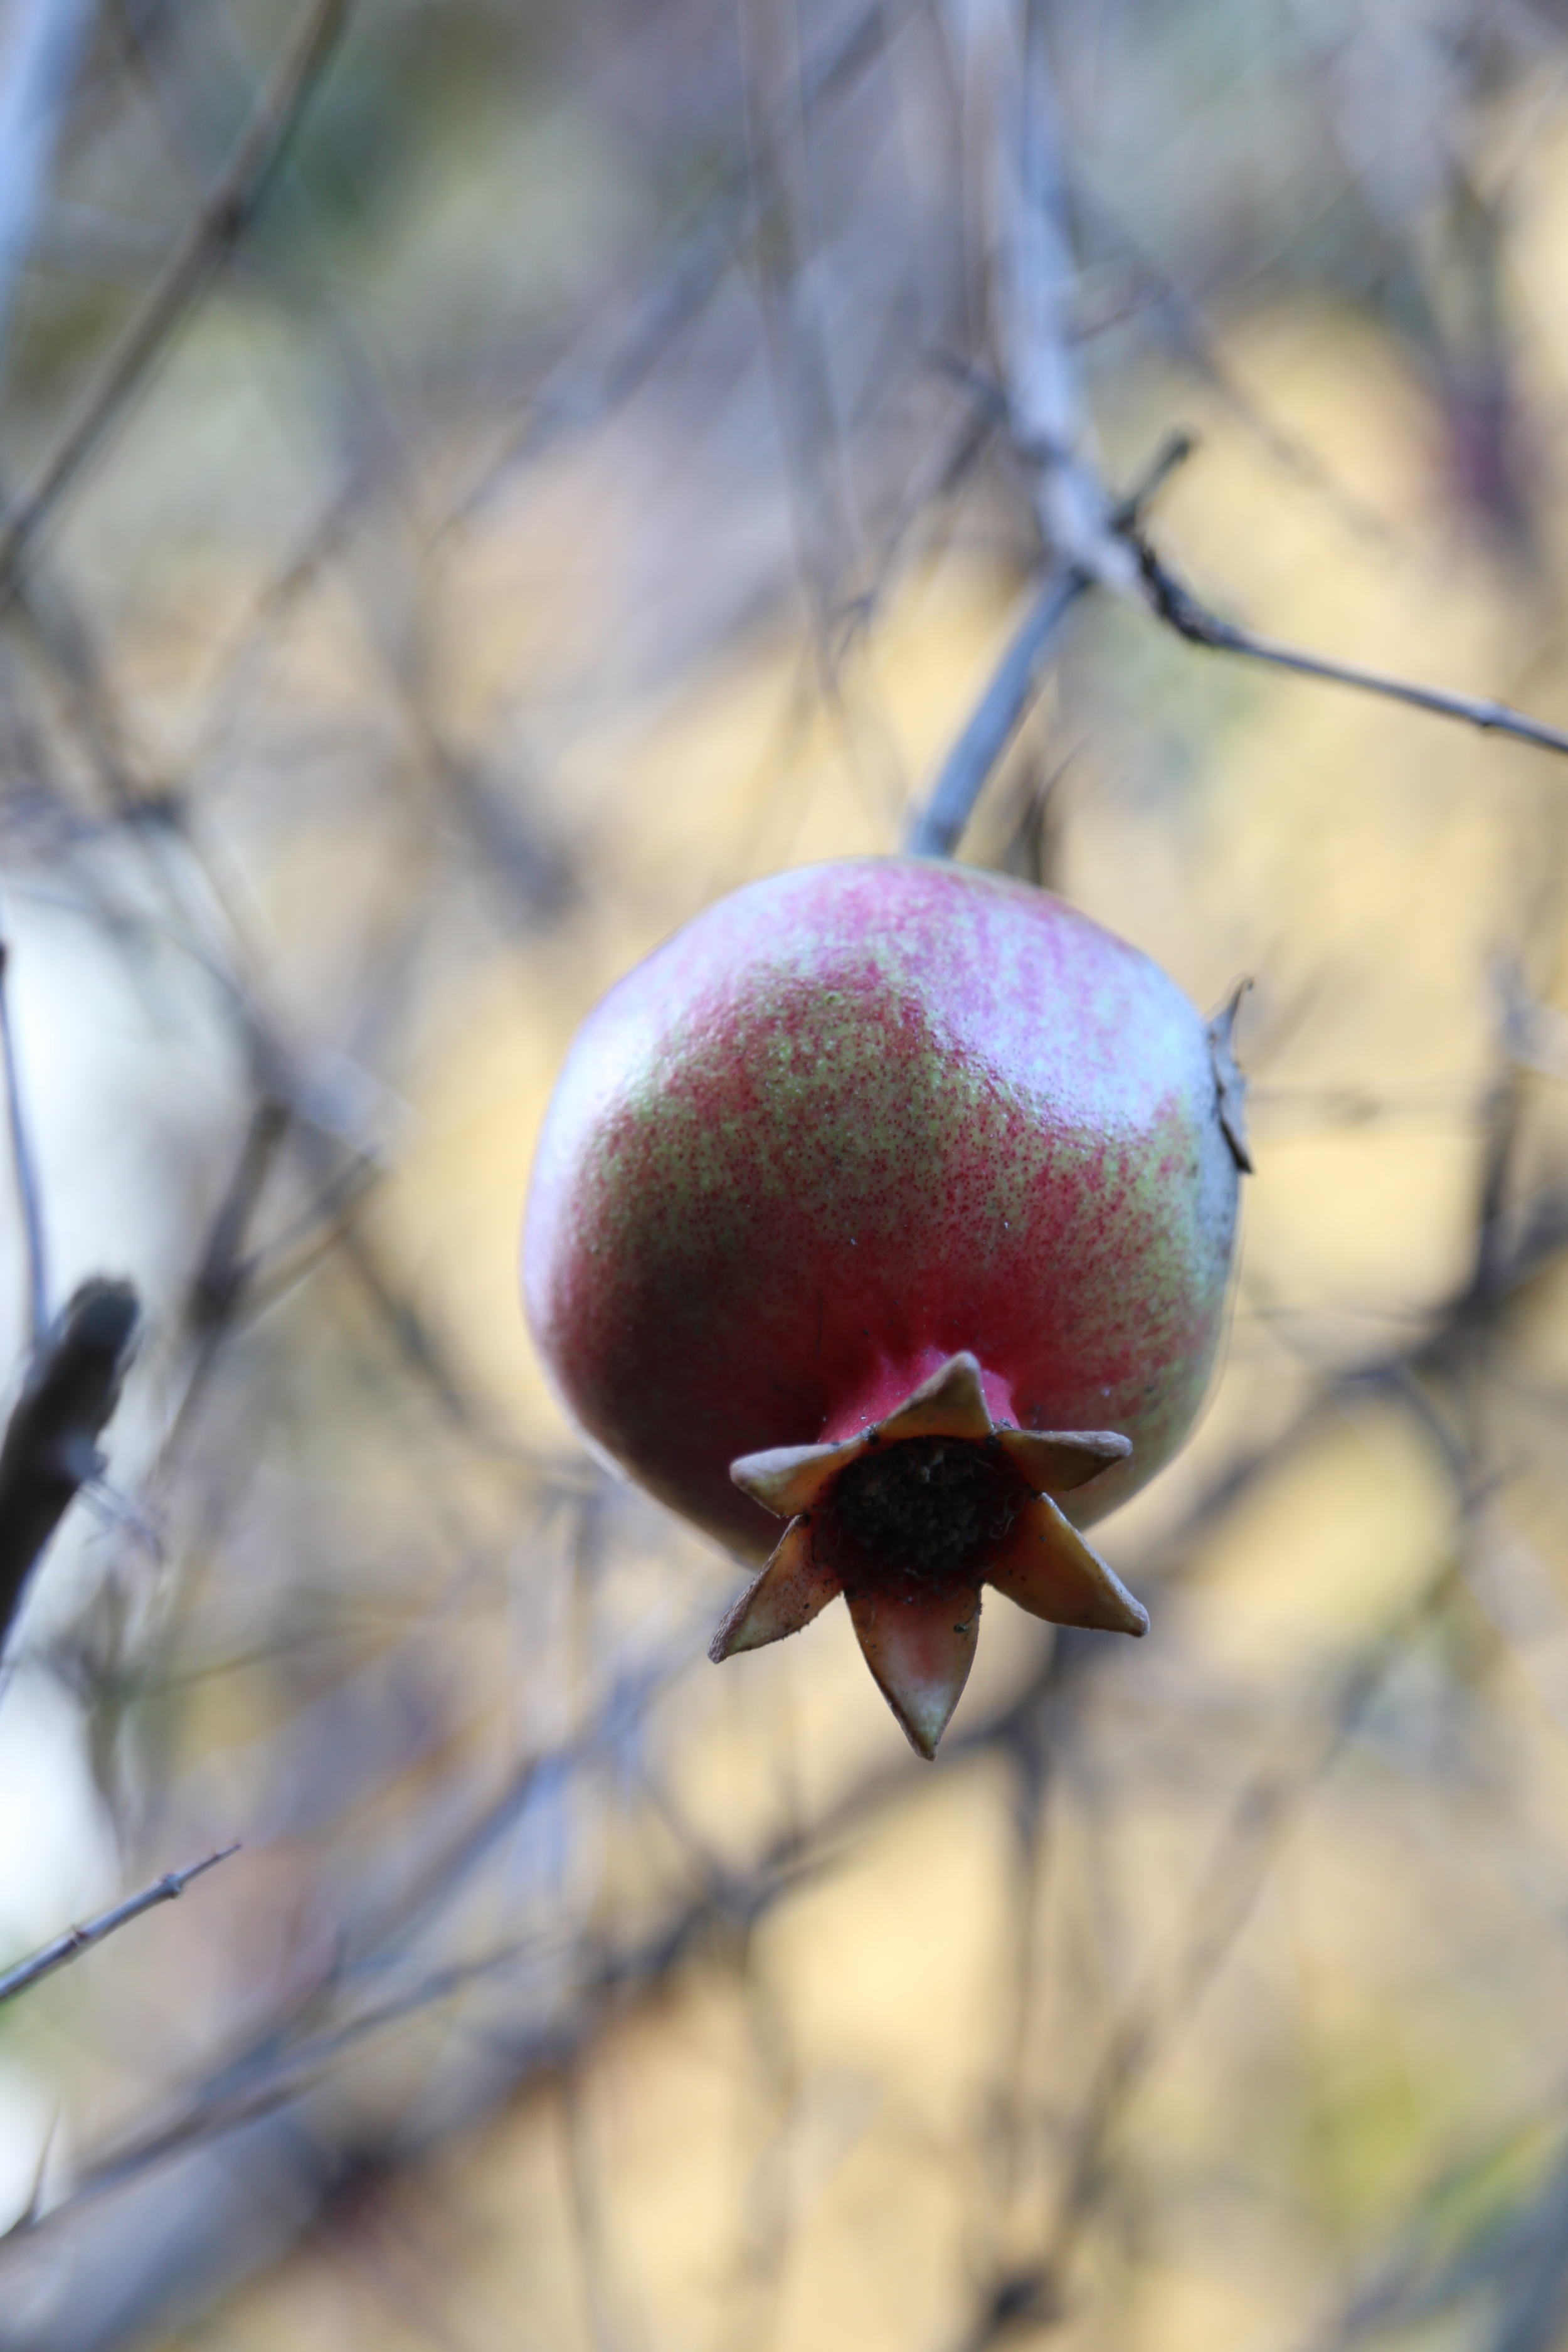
{"left": 825, "top": 1435, "right": 1026, "bottom": 1586}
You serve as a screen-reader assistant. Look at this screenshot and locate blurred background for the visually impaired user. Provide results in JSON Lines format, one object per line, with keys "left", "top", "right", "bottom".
{"left": 0, "top": 0, "right": 1567, "bottom": 2346}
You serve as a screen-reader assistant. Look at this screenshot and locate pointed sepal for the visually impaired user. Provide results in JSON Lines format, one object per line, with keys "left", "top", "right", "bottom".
{"left": 709, "top": 1517, "right": 842, "bottom": 1660}
{"left": 986, "top": 1493, "right": 1148, "bottom": 1636}
{"left": 997, "top": 1426, "right": 1131, "bottom": 1494}
{"left": 731, "top": 1435, "right": 863, "bottom": 1519}
{"left": 877, "top": 1351, "right": 994, "bottom": 1444}
{"left": 845, "top": 1577, "right": 981, "bottom": 1758}
{"left": 728, "top": 1352, "right": 1002, "bottom": 1520}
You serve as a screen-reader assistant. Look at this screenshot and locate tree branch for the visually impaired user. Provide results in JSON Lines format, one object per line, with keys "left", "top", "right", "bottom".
{"left": 904, "top": 429, "right": 1199, "bottom": 858}
{"left": 0, "top": 1844, "right": 239, "bottom": 2006}
{"left": 902, "top": 1, "right": 1568, "bottom": 861}
{"left": 905, "top": 569, "right": 1088, "bottom": 856}
{"left": 1134, "top": 537, "right": 1568, "bottom": 759}
{"left": 906, "top": 482, "right": 1568, "bottom": 860}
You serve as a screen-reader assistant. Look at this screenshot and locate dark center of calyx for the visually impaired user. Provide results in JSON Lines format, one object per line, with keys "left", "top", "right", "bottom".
{"left": 824, "top": 1435, "right": 1029, "bottom": 1585}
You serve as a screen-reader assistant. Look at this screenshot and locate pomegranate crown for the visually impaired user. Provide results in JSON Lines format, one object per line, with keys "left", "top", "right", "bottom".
{"left": 713, "top": 1350, "right": 1144, "bottom": 1759}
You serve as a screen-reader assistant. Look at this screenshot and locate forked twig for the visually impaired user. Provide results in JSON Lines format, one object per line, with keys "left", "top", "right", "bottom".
{"left": 908, "top": 458, "right": 1568, "bottom": 861}
{"left": 906, "top": 433, "right": 1200, "bottom": 859}
{"left": 903, "top": 2, "right": 1568, "bottom": 862}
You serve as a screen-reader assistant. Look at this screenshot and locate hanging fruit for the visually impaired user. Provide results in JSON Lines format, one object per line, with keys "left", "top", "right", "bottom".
{"left": 524, "top": 857, "right": 1247, "bottom": 1756}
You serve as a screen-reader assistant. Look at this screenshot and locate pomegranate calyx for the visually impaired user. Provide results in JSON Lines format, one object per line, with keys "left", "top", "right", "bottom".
{"left": 995, "top": 1426, "right": 1131, "bottom": 1493}
{"left": 872, "top": 1350, "right": 995, "bottom": 1443}
{"left": 729, "top": 1438, "right": 853, "bottom": 1520}
{"left": 716, "top": 1351, "right": 1147, "bottom": 1757}
{"left": 987, "top": 1493, "right": 1149, "bottom": 1637}
{"left": 845, "top": 1577, "right": 980, "bottom": 1761}
{"left": 708, "top": 1518, "right": 839, "bottom": 1661}
{"left": 729, "top": 1351, "right": 1129, "bottom": 1518}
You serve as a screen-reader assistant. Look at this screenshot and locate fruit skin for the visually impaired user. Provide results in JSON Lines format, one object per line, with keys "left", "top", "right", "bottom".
{"left": 524, "top": 857, "right": 1240, "bottom": 1571}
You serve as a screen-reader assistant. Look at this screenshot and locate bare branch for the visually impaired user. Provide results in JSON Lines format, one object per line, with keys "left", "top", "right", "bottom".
{"left": 1135, "top": 538, "right": 1568, "bottom": 761}
{"left": 905, "top": 569, "right": 1088, "bottom": 856}
{"left": 0, "top": 0, "right": 352, "bottom": 603}
{"left": 906, "top": 484, "right": 1568, "bottom": 862}
{"left": 0, "top": 1844, "right": 238, "bottom": 2006}
{"left": 917, "top": 9, "right": 1568, "bottom": 871}
{"left": 904, "top": 431, "right": 1192, "bottom": 856}
{"left": 983, "top": 0, "right": 1136, "bottom": 594}
{"left": 1032, "top": 1557, "right": 1461, "bottom": 2301}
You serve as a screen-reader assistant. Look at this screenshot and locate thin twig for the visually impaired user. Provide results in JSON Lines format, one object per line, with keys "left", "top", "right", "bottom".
{"left": 904, "top": 432, "right": 1193, "bottom": 856}
{"left": 1031, "top": 1557, "right": 1461, "bottom": 2301}
{"left": 0, "top": 0, "right": 352, "bottom": 602}
{"left": 1136, "top": 539, "right": 1568, "bottom": 761}
{"left": 447, "top": 0, "right": 900, "bottom": 537}
{"left": 1072, "top": 175, "right": 1396, "bottom": 551}
{"left": 901, "top": 8, "right": 1167, "bottom": 862}
{"left": 905, "top": 495, "right": 1568, "bottom": 862}
{"left": 185, "top": 1099, "right": 290, "bottom": 1332}
{"left": 910, "top": 3, "right": 1568, "bottom": 873}
{"left": 0, "top": 1843, "right": 239, "bottom": 2005}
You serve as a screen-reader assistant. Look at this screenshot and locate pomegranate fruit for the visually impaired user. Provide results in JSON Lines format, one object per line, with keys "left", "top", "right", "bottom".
{"left": 524, "top": 857, "right": 1245, "bottom": 1756}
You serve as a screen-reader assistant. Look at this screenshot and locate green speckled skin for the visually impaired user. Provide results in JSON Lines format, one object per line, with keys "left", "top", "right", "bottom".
{"left": 524, "top": 859, "right": 1240, "bottom": 1563}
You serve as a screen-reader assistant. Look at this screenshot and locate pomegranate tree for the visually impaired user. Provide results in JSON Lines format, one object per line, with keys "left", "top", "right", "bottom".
{"left": 524, "top": 857, "right": 1245, "bottom": 1756}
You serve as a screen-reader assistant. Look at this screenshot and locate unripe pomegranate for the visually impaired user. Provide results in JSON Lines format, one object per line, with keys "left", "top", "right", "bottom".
{"left": 524, "top": 858, "right": 1246, "bottom": 1756}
